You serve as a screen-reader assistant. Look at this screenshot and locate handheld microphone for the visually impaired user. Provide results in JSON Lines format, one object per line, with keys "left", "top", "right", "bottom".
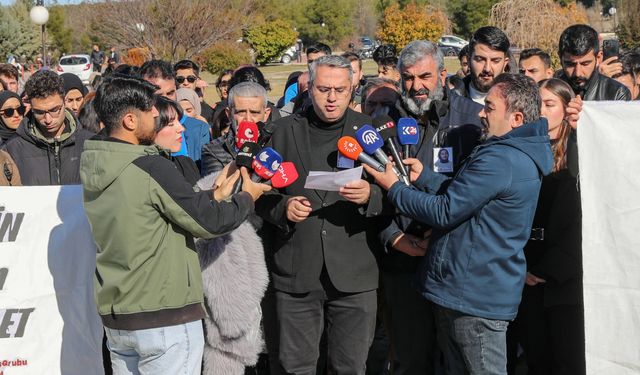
{"left": 235, "top": 121, "right": 260, "bottom": 150}
{"left": 355, "top": 125, "right": 389, "bottom": 166}
{"left": 257, "top": 121, "right": 277, "bottom": 148}
{"left": 397, "top": 118, "right": 419, "bottom": 158}
{"left": 251, "top": 147, "right": 282, "bottom": 182}
{"left": 232, "top": 141, "right": 260, "bottom": 194}
{"left": 337, "top": 136, "right": 385, "bottom": 172}
{"left": 356, "top": 124, "right": 403, "bottom": 180}
{"left": 374, "top": 116, "right": 410, "bottom": 185}
{"left": 268, "top": 162, "right": 299, "bottom": 189}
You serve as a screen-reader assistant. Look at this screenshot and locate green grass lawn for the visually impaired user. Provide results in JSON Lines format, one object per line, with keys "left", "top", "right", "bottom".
{"left": 200, "top": 57, "right": 461, "bottom": 105}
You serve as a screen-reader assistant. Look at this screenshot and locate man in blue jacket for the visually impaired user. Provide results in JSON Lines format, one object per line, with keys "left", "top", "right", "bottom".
{"left": 365, "top": 73, "right": 553, "bottom": 375}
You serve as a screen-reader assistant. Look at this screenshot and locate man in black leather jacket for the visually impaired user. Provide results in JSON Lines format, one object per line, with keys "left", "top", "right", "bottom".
{"left": 557, "top": 24, "right": 630, "bottom": 101}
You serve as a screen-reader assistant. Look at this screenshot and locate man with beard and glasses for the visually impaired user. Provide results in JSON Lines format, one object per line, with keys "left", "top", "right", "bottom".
{"left": 458, "top": 26, "right": 511, "bottom": 105}
{"left": 379, "top": 40, "right": 483, "bottom": 375}
{"left": 557, "top": 24, "right": 630, "bottom": 101}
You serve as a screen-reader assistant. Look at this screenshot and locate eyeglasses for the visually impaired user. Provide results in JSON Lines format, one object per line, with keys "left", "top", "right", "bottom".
{"left": 32, "top": 105, "right": 64, "bottom": 118}
{"left": 0, "top": 106, "right": 26, "bottom": 118}
{"left": 313, "top": 85, "right": 351, "bottom": 98}
{"left": 176, "top": 75, "right": 197, "bottom": 84}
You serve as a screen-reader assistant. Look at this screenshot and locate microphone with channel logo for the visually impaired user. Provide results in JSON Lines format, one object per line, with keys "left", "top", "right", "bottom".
{"left": 231, "top": 141, "right": 261, "bottom": 194}
{"left": 251, "top": 147, "right": 283, "bottom": 182}
{"left": 373, "top": 116, "right": 410, "bottom": 185}
{"left": 397, "top": 118, "right": 419, "bottom": 159}
{"left": 355, "top": 124, "right": 403, "bottom": 180}
{"left": 235, "top": 121, "right": 260, "bottom": 149}
{"left": 337, "top": 136, "right": 385, "bottom": 172}
{"left": 267, "top": 162, "right": 299, "bottom": 189}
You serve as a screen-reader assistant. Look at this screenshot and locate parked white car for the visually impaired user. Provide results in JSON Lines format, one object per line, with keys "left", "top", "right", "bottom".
{"left": 438, "top": 35, "right": 468, "bottom": 49}
{"left": 55, "top": 54, "right": 93, "bottom": 84}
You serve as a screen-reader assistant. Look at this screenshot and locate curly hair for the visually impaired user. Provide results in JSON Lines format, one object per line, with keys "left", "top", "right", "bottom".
{"left": 24, "top": 70, "right": 64, "bottom": 100}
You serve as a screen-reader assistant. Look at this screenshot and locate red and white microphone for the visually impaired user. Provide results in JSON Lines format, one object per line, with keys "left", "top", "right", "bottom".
{"left": 235, "top": 121, "right": 260, "bottom": 149}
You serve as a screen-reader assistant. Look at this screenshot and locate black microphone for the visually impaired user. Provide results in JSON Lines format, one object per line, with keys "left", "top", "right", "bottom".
{"left": 231, "top": 141, "right": 260, "bottom": 194}
{"left": 257, "top": 121, "right": 277, "bottom": 148}
{"left": 373, "top": 115, "right": 410, "bottom": 185}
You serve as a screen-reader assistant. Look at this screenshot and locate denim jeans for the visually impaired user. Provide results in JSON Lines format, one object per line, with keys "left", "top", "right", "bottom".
{"left": 104, "top": 320, "right": 204, "bottom": 375}
{"left": 433, "top": 304, "right": 509, "bottom": 375}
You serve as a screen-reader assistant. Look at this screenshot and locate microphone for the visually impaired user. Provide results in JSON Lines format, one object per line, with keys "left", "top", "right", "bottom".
{"left": 232, "top": 141, "right": 260, "bottom": 194}
{"left": 251, "top": 147, "right": 283, "bottom": 182}
{"left": 355, "top": 124, "right": 389, "bottom": 166}
{"left": 356, "top": 124, "right": 403, "bottom": 180}
{"left": 268, "top": 162, "right": 299, "bottom": 189}
{"left": 397, "top": 118, "right": 419, "bottom": 158}
{"left": 257, "top": 121, "right": 277, "bottom": 148}
{"left": 337, "top": 136, "right": 385, "bottom": 172}
{"left": 374, "top": 116, "right": 410, "bottom": 185}
{"left": 235, "top": 121, "right": 260, "bottom": 149}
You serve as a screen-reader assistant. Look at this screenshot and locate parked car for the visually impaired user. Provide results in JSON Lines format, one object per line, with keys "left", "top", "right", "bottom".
{"left": 278, "top": 45, "right": 298, "bottom": 64}
{"left": 438, "top": 43, "right": 462, "bottom": 57}
{"left": 438, "top": 35, "right": 468, "bottom": 49}
{"left": 56, "top": 54, "right": 93, "bottom": 84}
{"left": 357, "top": 37, "right": 378, "bottom": 59}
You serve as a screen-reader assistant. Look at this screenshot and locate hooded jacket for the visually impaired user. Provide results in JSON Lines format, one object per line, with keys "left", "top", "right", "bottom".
{"left": 80, "top": 138, "right": 255, "bottom": 330}
{"left": 3, "top": 110, "right": 94, "bottom": 185}
{"left": 387, "top": 118, "right": 553, "bottom": 320}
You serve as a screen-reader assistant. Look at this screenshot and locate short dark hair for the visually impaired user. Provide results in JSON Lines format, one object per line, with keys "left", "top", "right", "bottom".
{"left": 373, "top": 44, "right": 397, "bottom": 65}
{"left": 341, "top": 51, "right": 362, "bottom": 70}
{"left": 559, "top": 24, "right": 599, "bottom": 57}
{"left": 154, "top": 95, "right": 184, "bottom": 132}
{"left": 615, "top": 52, "right": 640, "bottom": 79}
{"left": 0, "top": 64, "right": 19, "bottom": 81}
{"left": 458, "top": 45, "right": 469, "bottom": 61}
{"left": 306, "top": 42, "right": 332, "bottom": 56}
{"left": 469, "top": 26, "right": 510, "bottom": 57}
{"left": 139, "top": 60, "right": 175, "bottom": 81}
{"left": 24, "top": 70, "right": 64, "bottom": 100}
{"left": 492, "top": 73, "right": 541, "bottom": 124}
{"left": 229, "top": 66, "right": 270, "bottom": 92}
{"left": 519, "top": 48, "right": 552, "bottom": 69}
{"left": 173, "top": 59, "right": 200, "bottom": 76}
{"left": 94, "top": 75, "right": 157, "bottom": 134}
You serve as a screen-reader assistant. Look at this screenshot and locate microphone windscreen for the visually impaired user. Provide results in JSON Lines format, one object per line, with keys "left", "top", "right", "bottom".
{"left": 397, "top": 117, "right": 419, "bottom": 145}
{"left": 271, "top": 162, "right": 299, "bottom": 188}
{"left": 235, "top": 141, "right": 260, "bottom": 169}
{"left": 337, "top": 136, "right": 363, "bottom": 161}
{"left": 235, "top": 121, "right": 260, "bottom": 149}
{"left": 355, "top": 124, "right": 384, "bottom": 155}
{"left": 373, "top": 115, "right": 396, "bottom": 141}
{"left": 252, "top": 147, "right": 282, "bottom": 180}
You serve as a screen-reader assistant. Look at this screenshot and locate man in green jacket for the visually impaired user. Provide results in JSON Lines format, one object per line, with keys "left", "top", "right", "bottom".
{"left": 81, "top": 75, "right": 270, "bottom": 375}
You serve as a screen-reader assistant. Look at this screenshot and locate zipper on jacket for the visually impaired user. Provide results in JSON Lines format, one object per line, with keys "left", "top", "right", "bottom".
{"left": 53, "top": 138, "right": 61, "bottom": 184}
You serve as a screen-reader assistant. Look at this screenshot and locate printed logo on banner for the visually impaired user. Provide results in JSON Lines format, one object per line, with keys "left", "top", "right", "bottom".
{"left": 0, "top": 358, "right": 29, "bottom": 373}
{"left": 0, "top": 206, "right": 25, "bottom": 243}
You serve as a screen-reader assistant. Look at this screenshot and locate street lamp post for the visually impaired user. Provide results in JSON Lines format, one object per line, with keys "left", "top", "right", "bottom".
{"left": 609, "top": 7, "right": 617, "bottom": 31}
{"left": 30, "top": 0, "right": 49, "bottom": 67}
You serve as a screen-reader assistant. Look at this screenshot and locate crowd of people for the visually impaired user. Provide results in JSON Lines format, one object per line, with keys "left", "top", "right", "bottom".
{"left": 0, "top": 21, "right": 639, "bottom": 375}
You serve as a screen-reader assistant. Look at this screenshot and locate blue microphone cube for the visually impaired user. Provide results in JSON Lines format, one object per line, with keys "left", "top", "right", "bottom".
{"left": 355, "top": 125, "right": 384, "bottom": 155}
{"left": 397, "top": 118, "right": 419, "bottom": 145}
{"left": 256, "top": 147, "right": 283, "bottom": 172}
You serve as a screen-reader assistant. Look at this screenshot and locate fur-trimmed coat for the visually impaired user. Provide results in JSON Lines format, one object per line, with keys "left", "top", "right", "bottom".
{"left": 196, "top": 175, "right": 269, "bottom": 375}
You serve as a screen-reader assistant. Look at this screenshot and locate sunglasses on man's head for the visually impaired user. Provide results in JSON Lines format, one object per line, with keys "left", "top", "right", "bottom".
{"left": 176, "top": 75, "right": 197, "bottom": 84}
{"left": 0, "top": 106, "right": 26, "bottom": 118}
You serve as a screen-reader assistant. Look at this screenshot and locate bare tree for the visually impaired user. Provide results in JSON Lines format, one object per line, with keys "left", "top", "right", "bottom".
{"left": 490, "top": 0, "right": 588, "bottom": 62}
{"left": 87, "top": 0, "right": 257, "bottom": 62}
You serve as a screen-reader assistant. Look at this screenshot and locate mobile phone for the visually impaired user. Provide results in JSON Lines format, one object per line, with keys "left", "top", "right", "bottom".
{"left": 602, "top": 39, "right": 620, "bottom": 61}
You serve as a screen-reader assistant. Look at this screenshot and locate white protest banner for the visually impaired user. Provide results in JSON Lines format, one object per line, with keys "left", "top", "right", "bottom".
{"left": 578, "top": 101, "right": 640, "bottom": 374}
{"left": 0, "top": 185, "right": 103, "bottom": 375}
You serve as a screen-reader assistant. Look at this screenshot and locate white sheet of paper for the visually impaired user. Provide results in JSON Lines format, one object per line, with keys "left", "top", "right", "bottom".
{"left": 304, "top": 166, "right": 363, "bottom": 191}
